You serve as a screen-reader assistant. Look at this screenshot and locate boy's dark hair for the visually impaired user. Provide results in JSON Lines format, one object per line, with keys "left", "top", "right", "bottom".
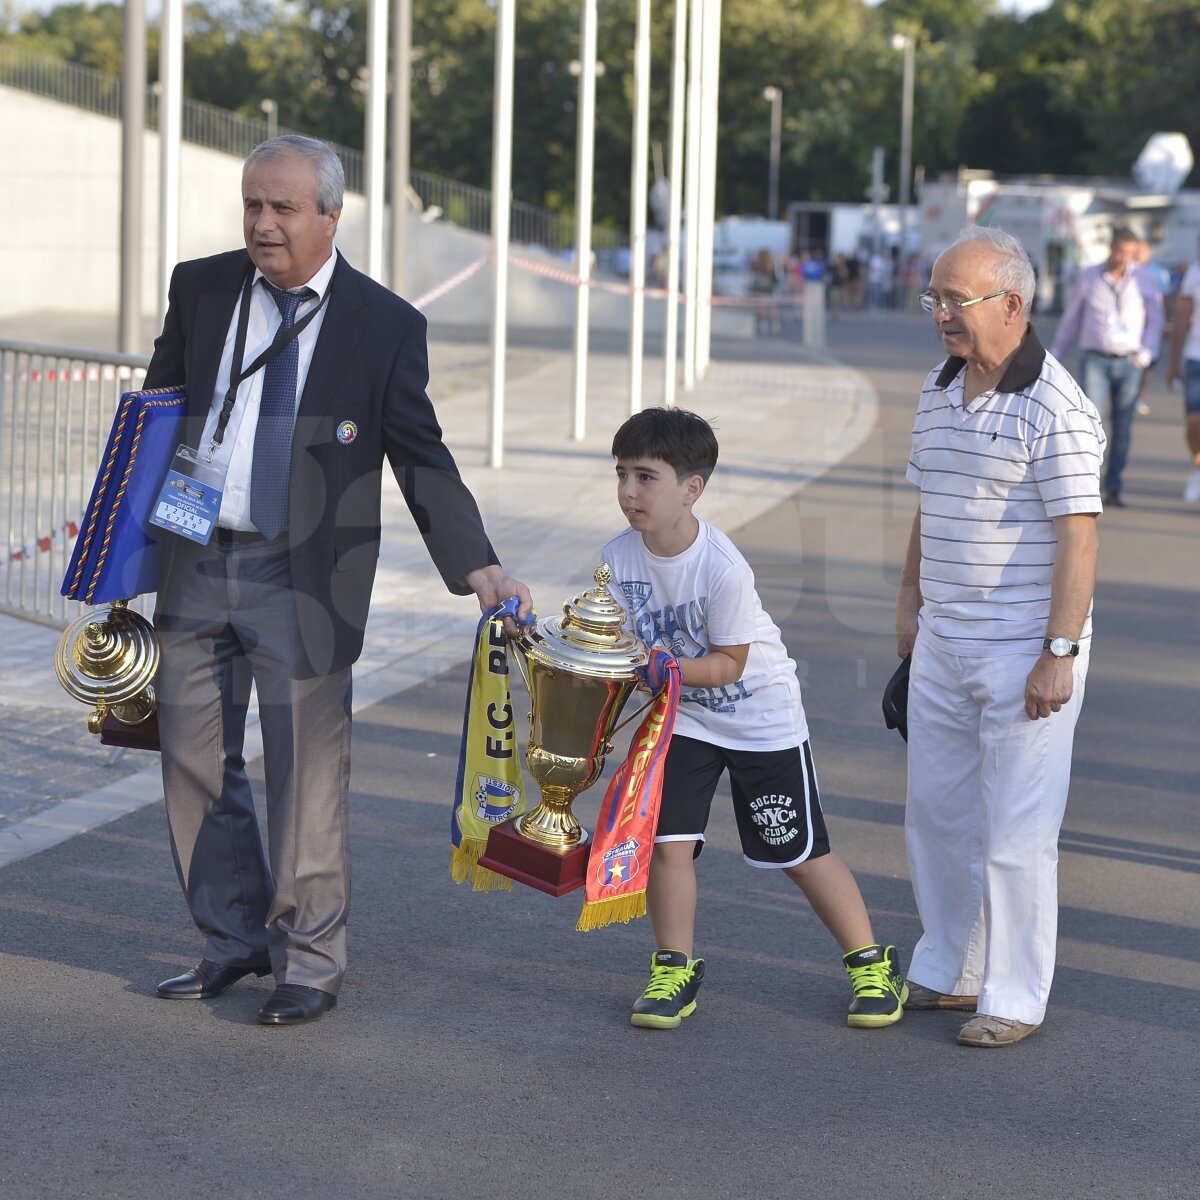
{"left": 611, "top": 407, "right": 718, "bottom": 482}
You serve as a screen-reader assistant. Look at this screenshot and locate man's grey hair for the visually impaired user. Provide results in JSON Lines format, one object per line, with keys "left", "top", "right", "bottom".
{"left": 244, "top": 135, "right": 345, "bottom": 215}
{"left": 946, "top": 225, "right": 1037, "bottom": 311}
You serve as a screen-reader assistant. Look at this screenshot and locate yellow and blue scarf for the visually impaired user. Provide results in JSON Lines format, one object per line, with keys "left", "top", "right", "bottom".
{"left": 450, "top": 597, "right": 527, "bottom": 892}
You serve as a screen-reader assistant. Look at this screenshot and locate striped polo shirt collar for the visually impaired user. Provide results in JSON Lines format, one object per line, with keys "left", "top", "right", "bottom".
{"left": 934, "top": 325, "right": 1047, "bottom": 395}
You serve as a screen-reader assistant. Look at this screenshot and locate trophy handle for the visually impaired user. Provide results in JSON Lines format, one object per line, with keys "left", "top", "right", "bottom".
{"left": 606, "top": 689, "right": 660, "bottom": 741}
{"left": 510, "top": 636, "right": 534, "bottom": 696}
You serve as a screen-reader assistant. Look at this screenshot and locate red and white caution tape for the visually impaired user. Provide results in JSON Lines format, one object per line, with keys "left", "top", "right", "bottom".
{"left": 3, "top": 364, "right": 141, "bottom": 384}
{"left": 412, "top": 254, "right": 488, "bottom": 310}
{"left": 507, "top": 251, "right": 667, "bottom": 297}
{"left": 402, "top": 248, "right": 808, "bottom": 314}
{"left": 8, "top": 519, "right": 79, "bottom": 562}
{"left": 506, "top": 251, "right": 800, "bottom": 309}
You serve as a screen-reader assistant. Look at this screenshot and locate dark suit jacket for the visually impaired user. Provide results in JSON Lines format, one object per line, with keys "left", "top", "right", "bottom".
{"left": 145, "top": 248, "right": 497, "bottom": 677}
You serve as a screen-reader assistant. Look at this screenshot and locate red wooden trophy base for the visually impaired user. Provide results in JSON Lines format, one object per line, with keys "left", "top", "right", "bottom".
{"left": 478, "top": 818, "right": 591, "bottom": 896}
{"left": 99, "top": 710, "right": 161, "bottom": 752}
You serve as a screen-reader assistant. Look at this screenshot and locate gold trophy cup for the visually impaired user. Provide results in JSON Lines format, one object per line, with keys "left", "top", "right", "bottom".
{"left": 55, "top": 599, "right": 161, "bottom": 749}
{"left": 479, "top": 564, "right": 649, "bottom": 895}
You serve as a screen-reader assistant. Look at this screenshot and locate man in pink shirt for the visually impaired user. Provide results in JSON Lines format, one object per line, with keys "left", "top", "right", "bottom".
{"left": 1051, "top": 227, "right": 1165, "bottom": 507}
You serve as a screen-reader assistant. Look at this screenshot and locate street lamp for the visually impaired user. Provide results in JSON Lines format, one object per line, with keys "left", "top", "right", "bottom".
{"left": 762, "top": 85, "right": 782, "bottom": 221}
{"left": 260, "top": 97, "right": 278, "bottom": 140}
{"left": 890, "top": 34, "right": 914, "bottom": 255}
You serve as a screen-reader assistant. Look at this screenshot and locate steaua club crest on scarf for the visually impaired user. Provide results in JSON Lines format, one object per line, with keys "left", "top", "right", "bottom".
{"left": 598, "top": 838, "right": 642, "bottom": 888}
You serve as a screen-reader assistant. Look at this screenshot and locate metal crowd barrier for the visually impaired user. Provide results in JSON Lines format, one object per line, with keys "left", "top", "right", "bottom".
{"left": 0, "top": 339, "right": 148, "bottom": 627}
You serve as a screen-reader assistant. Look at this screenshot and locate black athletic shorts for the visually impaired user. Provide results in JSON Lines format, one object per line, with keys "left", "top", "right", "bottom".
{"left": 654, "top": 735, "right": 831, "bottom": 868}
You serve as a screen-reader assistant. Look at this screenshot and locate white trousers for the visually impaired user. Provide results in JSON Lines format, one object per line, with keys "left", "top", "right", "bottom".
{"left": 905, "top": 635, "right": 1090, "bottom": 1025}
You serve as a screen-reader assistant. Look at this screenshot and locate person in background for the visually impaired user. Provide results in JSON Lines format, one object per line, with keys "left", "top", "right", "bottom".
{"left": 749, "top": 248, "right": 781, "bottom": 336}
{"left": 827, "top": 253, "right": 849, "bottom": 319}
{"left": 867, "top": 250, "right": 890, "bottom": 310}
{"left": 1165, "top": 248, "right": 1200, "bottom": 503}
{"left": 1133, "top": 239, "right": 1173, "bottom": 416}
{"left": 845, "top": 251, "right": 864, "bottom": 311}
{"left": 1050, "top": 227, "right": 1164, "bottom": 507}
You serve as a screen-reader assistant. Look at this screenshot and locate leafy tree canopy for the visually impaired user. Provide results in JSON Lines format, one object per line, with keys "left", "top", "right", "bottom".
{"left": 3, "top": 0, "right": 1197, "bottom": 225}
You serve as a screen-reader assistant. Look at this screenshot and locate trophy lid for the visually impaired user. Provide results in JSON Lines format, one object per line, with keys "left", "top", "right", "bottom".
{"left": 519, "top": 563, "right": 648, "bottom": 680}
{"left": 54, "top": 601, "right": 159, "bottom": 707}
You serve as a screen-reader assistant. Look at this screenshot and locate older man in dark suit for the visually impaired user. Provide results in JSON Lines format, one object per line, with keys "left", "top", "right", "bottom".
{"left": 146, "top": 135, "right": 531, "bottom": 1025}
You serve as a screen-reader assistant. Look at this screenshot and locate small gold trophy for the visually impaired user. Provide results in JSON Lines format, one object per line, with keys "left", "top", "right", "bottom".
{"left": 479, "top": 564, "right": 649, "bottom": 895}
{"left": 54, "top": 599, "right": 161, "bottom": 748}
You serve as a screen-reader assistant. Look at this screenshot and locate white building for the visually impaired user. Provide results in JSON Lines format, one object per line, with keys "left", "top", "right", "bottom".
{"left": 920, "top": 167, "right": 1200, "bottom": 312}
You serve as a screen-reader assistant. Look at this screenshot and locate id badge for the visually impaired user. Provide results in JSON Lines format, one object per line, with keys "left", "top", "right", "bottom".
{"left": 149, "top": 445, "right": 225, "bottom": 544}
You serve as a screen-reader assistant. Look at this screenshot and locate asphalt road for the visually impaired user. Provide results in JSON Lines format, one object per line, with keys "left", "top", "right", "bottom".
{"left": 1, "top": 309, "right": 1196, "bottom": 1199}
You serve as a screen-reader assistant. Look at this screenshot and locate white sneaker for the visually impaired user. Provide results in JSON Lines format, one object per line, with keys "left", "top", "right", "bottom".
{"left": 1185, "top": 468, "right": 1200, "bottom": 504}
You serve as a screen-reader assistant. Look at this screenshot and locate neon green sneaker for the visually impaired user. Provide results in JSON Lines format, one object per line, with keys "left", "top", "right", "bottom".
{"left": 844, "top": 943, "right": 908, "bottom": 1029}
{"left": 630, "top": 949, "right": 705, "bottom": 1030}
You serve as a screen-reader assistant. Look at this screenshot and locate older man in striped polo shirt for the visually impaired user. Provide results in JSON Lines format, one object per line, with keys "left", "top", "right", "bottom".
{"left": 895, "top": 226, "right": 1105, "bottom": 1048}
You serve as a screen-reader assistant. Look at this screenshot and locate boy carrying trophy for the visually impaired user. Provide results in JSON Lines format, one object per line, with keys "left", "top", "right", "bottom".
{"left": 603, "top": 407, "right": 906, "bottom": 1031}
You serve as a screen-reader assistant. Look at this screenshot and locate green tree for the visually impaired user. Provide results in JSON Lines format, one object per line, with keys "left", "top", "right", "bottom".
{"left": 957, "top": 0, "right": 1200, "bottom": 184}
{"left": 955, "top": 7, "right": 1093, "bottom": 176}
{"left": 7, "top": 1, "right": 132, "bottom": 74}
{"left": 716, "top": 0, "right": 986, "bottom": 213}
{"left": 1036, "top": 0, "right": 1200, "bottom": 180}
{"left": 7, "top": 0, "right": 1195, "bottom": 222}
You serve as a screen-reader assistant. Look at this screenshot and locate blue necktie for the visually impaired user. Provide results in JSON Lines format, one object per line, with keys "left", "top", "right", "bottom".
{"left": 251, "top": 280, "right": 315, "bottom": 540}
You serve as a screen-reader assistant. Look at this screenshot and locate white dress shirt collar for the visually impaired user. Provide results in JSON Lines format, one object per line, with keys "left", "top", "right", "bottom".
{"left": 251, "top": 247, "right": 339, "bottom": 300}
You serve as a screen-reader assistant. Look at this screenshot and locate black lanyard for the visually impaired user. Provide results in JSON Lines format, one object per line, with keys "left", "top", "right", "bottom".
{"left": 207, "top": 265, "right": 333, "bottom": 458}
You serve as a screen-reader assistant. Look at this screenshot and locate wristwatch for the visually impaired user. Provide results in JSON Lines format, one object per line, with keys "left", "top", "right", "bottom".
{"left": 1043, "top": 636, "right": 1079, "bottom": 658}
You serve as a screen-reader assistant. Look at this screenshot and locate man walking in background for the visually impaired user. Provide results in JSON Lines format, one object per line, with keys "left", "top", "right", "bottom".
{"left": 1051, "top": 227, "right": 1164, "bottom": 507}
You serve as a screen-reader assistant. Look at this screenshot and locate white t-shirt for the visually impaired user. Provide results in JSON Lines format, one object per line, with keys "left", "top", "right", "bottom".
{"left": 602, "top": 518, "right": 808, "bottom": 751}
{"left": 1178, "top": 262, "right": 1200, "bottom": 362}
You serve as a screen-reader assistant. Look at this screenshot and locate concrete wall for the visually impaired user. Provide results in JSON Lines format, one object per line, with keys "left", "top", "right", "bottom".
{"left": 2, "top": 84, "right": 750, "bottom": 343}
{"left": 1, "top": 85, "right": 369, "bottom": 318}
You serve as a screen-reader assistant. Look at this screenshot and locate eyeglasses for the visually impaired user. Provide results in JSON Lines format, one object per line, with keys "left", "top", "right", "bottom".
{"left": 919, "top": 288, "right": 1009, "bottom": 316}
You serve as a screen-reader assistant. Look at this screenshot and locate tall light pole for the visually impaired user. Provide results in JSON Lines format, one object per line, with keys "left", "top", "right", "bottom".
{"left": 762, "top": 85, "right": 781, "bottom": 221}
{"left": 627, "top": 0, "right": 651, "bottom": 415}
{"left": 260, "top": 98, "right": 278, "bottom": 140}
{"left": 695, "top": 0, "right": 722, "bottom": 377}
{"left": 118, "top": 0, "right": 145, "bottom": 353}
{"left": 891, "top": 34, "right": 914, "bottom": 255}
{"left": 158, "top": 0, "right": 183, "bottom": 326}
{"left": 389, "top": 0, "right": 413, "bottom": 296}
{"left": 681, "top": 0, "right": 703, "bottom": 392}
{"left": 662, "top": 0, "right": 687, "bottom": 409}
{"left": 365, "top": 0, "right": 389, "bottom": 282}
{"left": 488, "top": 0, "right": 515, "bottom": 468}
{"left": 571, "top": 0, "right": 599, "bottom": 440}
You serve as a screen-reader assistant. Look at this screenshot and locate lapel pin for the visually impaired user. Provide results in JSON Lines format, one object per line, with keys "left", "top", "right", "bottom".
{"left": 336, "top": 420, "right": 359, "bottom": 445}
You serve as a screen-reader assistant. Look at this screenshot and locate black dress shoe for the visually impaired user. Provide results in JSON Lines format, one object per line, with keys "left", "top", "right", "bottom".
{"left": 156, "top": 958, "right": 272, "bottom": 999}
{"left": 1103, "top": 490, "right": 1127, "bottom": 508}
{"left": 258, "top": 984, "right": 337, "bottom": 1026}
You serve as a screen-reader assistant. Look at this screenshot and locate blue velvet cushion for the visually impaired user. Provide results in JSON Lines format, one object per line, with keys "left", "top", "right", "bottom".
{"left": 62, "top": 387, "right": 187, "bottom": 604}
